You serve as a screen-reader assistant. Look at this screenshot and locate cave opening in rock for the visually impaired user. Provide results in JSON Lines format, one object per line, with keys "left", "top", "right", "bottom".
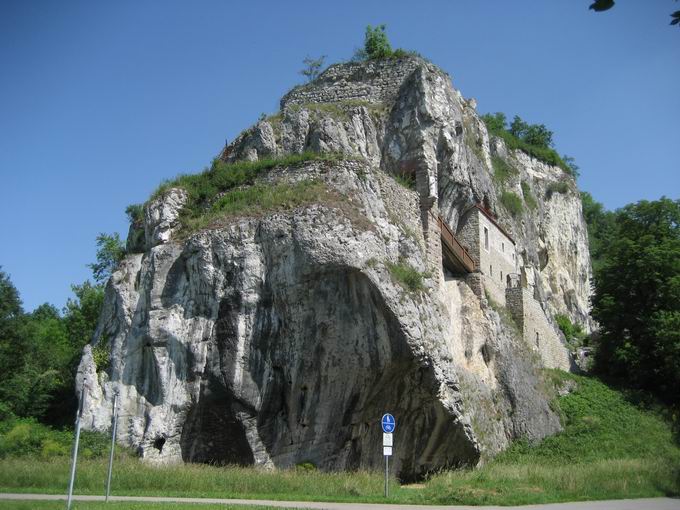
{"left": 180, "top": 376, "right": 255, "bottom": 466}
{"left": 153, "top": 436, "right": 166, "bottom": 453}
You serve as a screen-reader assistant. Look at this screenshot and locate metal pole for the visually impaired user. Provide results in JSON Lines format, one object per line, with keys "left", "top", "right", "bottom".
{"left": 66, "top": 385, "right": 85, "bottom": 510}
{"left": 384, "top": 454, "right": 389, "bottom": 498}
{"left": 105, "top": 394, "right": 118, "bottom": 502}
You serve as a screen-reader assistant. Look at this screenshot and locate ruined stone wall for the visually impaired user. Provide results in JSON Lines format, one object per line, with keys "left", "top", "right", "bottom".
{"left": 280, "top": 58, "right": 422, "bottom": 109}
{"left": 505, "top": 287, "right": 571, "bottom": 370}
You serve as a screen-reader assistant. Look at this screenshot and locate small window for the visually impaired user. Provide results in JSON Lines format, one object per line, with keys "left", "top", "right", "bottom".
{"left": 502, "top": 242, "right": 505, "bottom": 253}
{"left": 500, "top": 270, "right": 503, "bottom": 282}
{"left": 535, "top": 332, "right": 540, "bottom": 347}
{"left": 484, "top": 227, "right": 489, "bottom": 251}
{"left": 490, "top": 265, "right": 493, "bottom": 276}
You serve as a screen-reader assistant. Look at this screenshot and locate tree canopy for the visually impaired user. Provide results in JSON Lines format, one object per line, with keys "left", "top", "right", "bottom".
{"left": 589, "top": 197, "right": 680, "bottom": 406}
{"left": 0, "top": 230, "right": 118, "bottom": 425}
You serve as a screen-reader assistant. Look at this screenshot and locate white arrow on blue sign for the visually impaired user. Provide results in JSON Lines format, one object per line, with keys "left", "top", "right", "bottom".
{"left": 381, "top": 413, "right": 395, "bottom": 433}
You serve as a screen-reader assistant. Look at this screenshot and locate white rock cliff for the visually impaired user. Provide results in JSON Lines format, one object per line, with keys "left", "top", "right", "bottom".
{"left": 77, "top": 57, "right": 592, "bottom": 479}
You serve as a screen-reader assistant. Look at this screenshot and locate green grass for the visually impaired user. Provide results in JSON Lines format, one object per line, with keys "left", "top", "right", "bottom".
{"left": 0, "top": 503, "right": 283, "bottom": 510}
{"left": 183, "top": 180, "right": 328, "bottom": 232}
{"left": 1, "top": 373, "right": 678, "bottom": 505}
{"left": 491, "top": 155, "right": 518, "bottom": 184}
{"left": 386, "top": 260, "right": 427, "bottom": 292}
{"left": 521, "top": 181, "right": 538, "bottom": 210}
{"left": 546, "top": 181, "right": 570, "bottom": 197}
{"left": 499, "top": 191, "right": 523, "bottom": 217}
{"left": 149, "top": 152, "right": 346, "bottom": 232}
{"left": 392, "top": 172, "right": 416, "bottom": 191}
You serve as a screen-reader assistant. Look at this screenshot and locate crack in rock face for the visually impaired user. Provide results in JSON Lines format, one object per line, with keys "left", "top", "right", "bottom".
{"left": 77, "top": 57, "right": 591, "bottom": 480}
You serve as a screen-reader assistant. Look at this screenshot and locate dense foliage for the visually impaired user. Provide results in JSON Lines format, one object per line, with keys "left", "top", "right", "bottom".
{"left": 481, "top": 112, "right": 577, "bottom": 176}
{"left": 353, "top": 24, "right": 419, "bottom": 61}
{"left": 590, "top": 197, "right": 680, "bottom": 407}
{"left": 0, "top": 232, "right": 122, "bottom": 426}
{"left": 555, "top": 314, "right": 587, "bottom": 348}
{"left": 580, "top": 191, "right": 616, "bottom": 273}
{"left": 152, "top": 152, "right": 343, "bottom": 232}
{"left": 0, "top": 417, "right": 114, "bottom": 459}
{"left": 364, "top": 24, "right": 392, "bottom": 59}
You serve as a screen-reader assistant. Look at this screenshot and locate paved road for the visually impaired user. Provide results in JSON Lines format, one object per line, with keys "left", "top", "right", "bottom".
{"left": 0, "top": 493, "right": 679, "bottom": 509}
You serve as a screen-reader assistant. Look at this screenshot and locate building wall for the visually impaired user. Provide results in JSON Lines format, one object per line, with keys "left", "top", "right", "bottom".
{"left": 458, "top": 208, "right": 517, "bottom": 306}
{"left": 506, "top": 287, "right": 571, "bottom": 370}
{"left": 280, "top": 58, "right": 422, "bottom": 109}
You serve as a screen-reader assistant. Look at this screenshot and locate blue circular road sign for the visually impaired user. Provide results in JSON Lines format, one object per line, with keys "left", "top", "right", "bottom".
{"left": 381, "top": 413, "right": 396, "bottom": 433}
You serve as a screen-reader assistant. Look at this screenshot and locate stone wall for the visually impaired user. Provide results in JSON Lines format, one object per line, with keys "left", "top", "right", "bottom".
{"left": 505, "top": 287, "right": 571, "bottom": 370}
{"left": 457, "top": 207, "right": 517, "bottom": 306}
{"left": 456, "top": 207, "right": 481, "bottom": 264}
{"left": 281, "top": 58, "right": 423, "bottom": 109}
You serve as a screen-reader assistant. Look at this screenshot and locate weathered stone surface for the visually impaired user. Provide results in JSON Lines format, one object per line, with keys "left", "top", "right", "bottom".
{"left": 144, "top": 188, "right": 188, "bottom": 249}
{"left": 78, "top": 56, "right": 592, "bottom": 479}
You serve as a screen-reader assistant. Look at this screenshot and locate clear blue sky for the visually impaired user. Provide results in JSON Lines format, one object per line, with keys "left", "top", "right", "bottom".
{"left": 1, "top": 0, "right": 678, "bottom": 311}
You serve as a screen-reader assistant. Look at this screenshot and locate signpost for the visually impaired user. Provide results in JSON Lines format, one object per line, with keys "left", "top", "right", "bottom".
{"left": 105, "top": 393, "right": 119, "bottom": 503}
{"left": 381, "top": 413, "right": 395, "bottom": 498}
{"left": 66, "top": 385, "right": 85, "bottom": 510}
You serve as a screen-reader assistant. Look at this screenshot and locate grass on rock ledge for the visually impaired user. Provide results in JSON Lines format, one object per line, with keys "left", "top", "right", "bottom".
{"left": 150, "top": 152, "right": 346, "bottom": 232}
{"left": 0, "top": 373, "right": 678, "bottom": 505}
{"left": 386, "top": 260, "right": 427, "bottom": 292}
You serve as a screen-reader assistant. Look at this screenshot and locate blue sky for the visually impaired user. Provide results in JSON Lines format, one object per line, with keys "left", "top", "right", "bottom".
{"left": 1, "top": 0, "right": 678, "bottom": 311}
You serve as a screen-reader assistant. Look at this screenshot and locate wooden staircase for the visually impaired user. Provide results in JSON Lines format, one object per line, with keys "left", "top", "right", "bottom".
{"left": 438, "top": 216, "right": 476, "bottom": 274}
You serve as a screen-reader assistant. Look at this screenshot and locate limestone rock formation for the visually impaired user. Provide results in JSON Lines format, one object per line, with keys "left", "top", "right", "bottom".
{"left": 77, "top": 56, "right": 592, "bottom": 479}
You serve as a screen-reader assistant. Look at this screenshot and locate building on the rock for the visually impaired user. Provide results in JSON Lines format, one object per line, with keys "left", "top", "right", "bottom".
{"left": 454, "top": 203, "right": 571, "bottom": 370}
{"left": 456, "top": 204, "right": 518, "bottom": 306}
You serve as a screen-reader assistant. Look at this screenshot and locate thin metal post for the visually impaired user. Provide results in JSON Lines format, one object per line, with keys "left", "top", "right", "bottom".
{"left": 66, "top": 385, "right": 85, "bottom": 510}
{"left": 105, "top": 394, "right": 118, "bottom": 502}
{"left": 384, "top": 454, "right": 389, "bottom": 498}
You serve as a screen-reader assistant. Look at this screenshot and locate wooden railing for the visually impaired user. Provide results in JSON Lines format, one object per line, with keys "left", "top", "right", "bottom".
{"left": 438, "top": 216, "right": 476, "bottom": 274}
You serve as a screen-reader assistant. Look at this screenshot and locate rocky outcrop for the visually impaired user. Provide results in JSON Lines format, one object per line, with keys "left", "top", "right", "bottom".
{"left": 77, "top": 56, "right": 591, "bottom": 479}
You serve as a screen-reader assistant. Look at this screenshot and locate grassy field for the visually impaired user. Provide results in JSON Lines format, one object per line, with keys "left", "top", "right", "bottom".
{"left": 0, "top": 503, "right": 283, "bottom": 510}
{"left": 0, "top": 372, "right": 678, "bottom": 506}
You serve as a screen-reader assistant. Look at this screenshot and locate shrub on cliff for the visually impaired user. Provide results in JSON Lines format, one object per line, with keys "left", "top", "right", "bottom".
{"left": 481, "top": 112, "right": 575, "bottom": 175}
{"left": 352, "top": 24, "right": 419, "bottom": 61}
{"left": 364, "top": 24, "right": 392, "bottom": 59}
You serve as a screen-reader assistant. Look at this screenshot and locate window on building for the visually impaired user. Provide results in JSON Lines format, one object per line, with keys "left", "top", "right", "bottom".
{"left": 535, "top": 332, "right": 540, "bottom": 347}
{"left": 484, "top": 227, "right": 489, "bottom": 251}
{"left": 490, "top": 265, "right": 493, "bottom": 276}
{"left": 502, "top": 242, "right": 505, "bottom": 253}
{"left": 500, "top": 270, "right": 503, "bottom": 281}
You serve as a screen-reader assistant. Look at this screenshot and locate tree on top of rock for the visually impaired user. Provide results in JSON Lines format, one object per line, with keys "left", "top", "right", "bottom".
{"left": 364, "top": 24, "right": 393, "bottom": 59}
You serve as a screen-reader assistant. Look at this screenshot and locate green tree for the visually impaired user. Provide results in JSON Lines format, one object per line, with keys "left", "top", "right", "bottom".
{"left": 0, "top": 268, "right": 24, "bottom": 419}
{"left": 480, "top": 112, "right": 507, "bottom": 133}
{"left": 523, "top": 123, "right": 553, "bottom": 148}
{"left": 88, "top": 232, "right": 125, "bottom": 284}
{"left": 364, "top": 24, "right": 393, "bottom": 59}
{"left": 592, "top": 197, "right": 680, "bottom": 405}
{"left": 580, "top": 192, "right": 616, "bottom": 272}
{"left": 299, "top": 55, "right": 326, "bottom": 82}
{"left": 0, "top": 234, "right": 110, "bottom": 425}
{"left": 509, "top": 115, "right": 529, "bottom": 139}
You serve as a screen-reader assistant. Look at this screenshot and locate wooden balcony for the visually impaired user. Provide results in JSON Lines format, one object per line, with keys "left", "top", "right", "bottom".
{"left": 438, "top": 216, "right": 476, "bottom": 274}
